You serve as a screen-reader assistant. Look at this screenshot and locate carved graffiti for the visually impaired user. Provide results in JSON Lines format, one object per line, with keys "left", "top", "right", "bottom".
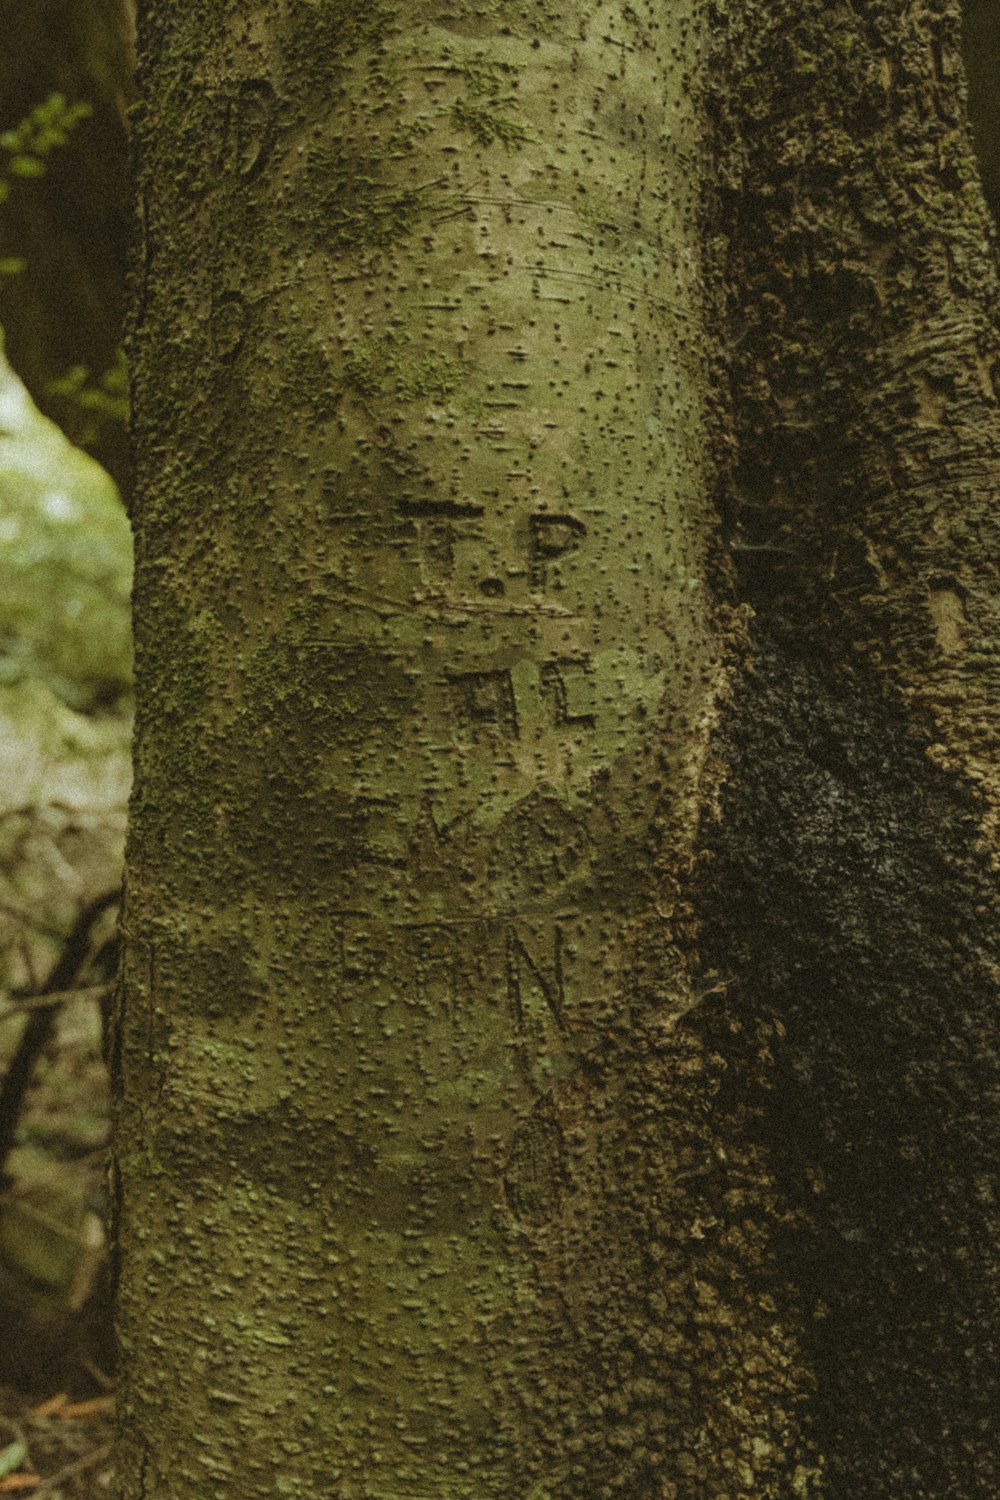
{"left": 506, "top": 922, "right": 566, "bottom": 1038}
{"left": 449, "top": 668, "right": 518, "bottom": 739}
{"left": 529, "top": 512, "right": 587, "bottom": 588}
{"left": 222, "top": 78, "right": 278, "bottom": 181}
{"left": 210, "top": 289, "right": 249, "bottom": 361}
{"left": 540, "top": 656, "right": 597, "bottom": 728}
{"left": 504, "top": 1107, "right": 565, "bottom": 1225}
{"left": 492, "top": 795, "right": 592, "bottom": 901}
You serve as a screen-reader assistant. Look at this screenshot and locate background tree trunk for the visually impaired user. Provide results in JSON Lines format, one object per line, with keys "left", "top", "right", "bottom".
{"left": 118, "top": 1, "right": 1000, "bottom": 1496}
{"left": 698, "top": 0, "right": 1000, "bottom": 1494}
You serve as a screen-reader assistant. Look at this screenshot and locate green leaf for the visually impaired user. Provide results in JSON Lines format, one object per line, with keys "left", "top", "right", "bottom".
{"left": 48, "top": 351, "right": 129, "bottom": 424}
{"left": 0, "top": 1441, "right": 28, "bottom": 1478}
{"left": 35, "top": 127, "right": 68, "bottom": 152}
{"left": 35, "top": 91, "right": 65, "bottom": 119}
{"left": 10, "top": 154, "right": 45, "bottom": 177}
{"left": 0, "top": 257, "right": 27, "bottom": 276}
{"left": 48, "top": 364, "right": 89, "bottom": 397}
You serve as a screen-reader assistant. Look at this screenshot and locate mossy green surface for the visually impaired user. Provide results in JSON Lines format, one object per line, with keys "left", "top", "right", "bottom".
{"left": 118, "top": 3, "right": 774, "bottom": 1497}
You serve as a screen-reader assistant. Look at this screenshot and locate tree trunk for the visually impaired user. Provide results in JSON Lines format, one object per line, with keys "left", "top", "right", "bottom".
{"left": 116, "top": 2, "right": 1000, "bottom": 1497}
{"left": 698, "top": 1, "right": 1000, "bottom": 1492}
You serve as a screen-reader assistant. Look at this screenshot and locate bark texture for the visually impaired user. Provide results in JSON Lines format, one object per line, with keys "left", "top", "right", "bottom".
{"left": 698, "top": 0, "right": 1000, "bottom": 1494}
{"left": 118, "top": 0, "right": 1000, "bottom": 1497}
{"left": 119, "top": 3, "right": 811, "bottom": 1497}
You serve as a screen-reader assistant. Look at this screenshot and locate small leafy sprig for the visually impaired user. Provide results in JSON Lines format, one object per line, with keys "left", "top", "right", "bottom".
{"left": 0, "top": 93, "right": 93, "bottom": 275}
{"left": 48, "top": 347, "right": 129, "bottom": 425}
{"left": 1, "top": 91, "right": 92, "bottom": 180}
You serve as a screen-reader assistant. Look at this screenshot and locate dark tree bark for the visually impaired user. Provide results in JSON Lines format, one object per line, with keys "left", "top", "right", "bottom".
{"left": 700, "top": 1, "right": 1000, "bottom": 1492}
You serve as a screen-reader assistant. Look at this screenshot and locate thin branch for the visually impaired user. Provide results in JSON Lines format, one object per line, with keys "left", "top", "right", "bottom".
{"left": 31, "top": 1443, "right": 112, "bottom": 1496}
{"left": 0, "top": 982, "right": 112, "bottom": 1023}
{"left": 0, "top": 888, "right": 119, "bottom": 1177}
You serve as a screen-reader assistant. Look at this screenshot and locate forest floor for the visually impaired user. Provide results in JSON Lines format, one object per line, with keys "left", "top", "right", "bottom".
{"left": 0, "top": 1387, "right": 113, "bottom": 1499}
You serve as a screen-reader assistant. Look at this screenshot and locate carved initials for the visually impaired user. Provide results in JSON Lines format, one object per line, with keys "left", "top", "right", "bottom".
{"left": 221, "top": 79, "right": 278, "bottom": 180}
{"left": 540, "top": 657, "right": 597, "bottom": 728}
{"left": 529, "top": 513, "right": 587, "bottom": 587}
{"left": 449, "top": 669, "right": 518, "bottom": 738}
{"left": 506, "top": 924, "right": 566, "bottom": 1037}
{"left": 211, "top": 290, "right": 249, "bottom": 360}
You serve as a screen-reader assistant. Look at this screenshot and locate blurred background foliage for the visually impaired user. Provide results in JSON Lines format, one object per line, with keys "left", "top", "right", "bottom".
{"left": 0, "top": 0, "right": 132, "bottom": 493}
{"left": 964, "top": 0, "right": 1000, "bottom": 229}
{"left": 0, "top": 0, "right": 133, "bottom": 1407}
{"left": 0, "top": 333, "right": 130, "bottom": 977}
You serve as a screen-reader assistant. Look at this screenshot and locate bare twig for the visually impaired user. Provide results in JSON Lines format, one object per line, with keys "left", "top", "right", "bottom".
{"left": 0, "top": 983, "right": 112, "bottom": 1023}
{"left": 0, "top": 888, "right": 119, "bottom": 1177}
{"left": 31, "top": 1443, "right": 112, "bottom": 1495}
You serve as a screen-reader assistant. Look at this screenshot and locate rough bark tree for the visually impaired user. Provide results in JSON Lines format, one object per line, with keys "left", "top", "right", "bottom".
{"left": 116, "top": 1, "right": 1000, "bottom": 1497}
